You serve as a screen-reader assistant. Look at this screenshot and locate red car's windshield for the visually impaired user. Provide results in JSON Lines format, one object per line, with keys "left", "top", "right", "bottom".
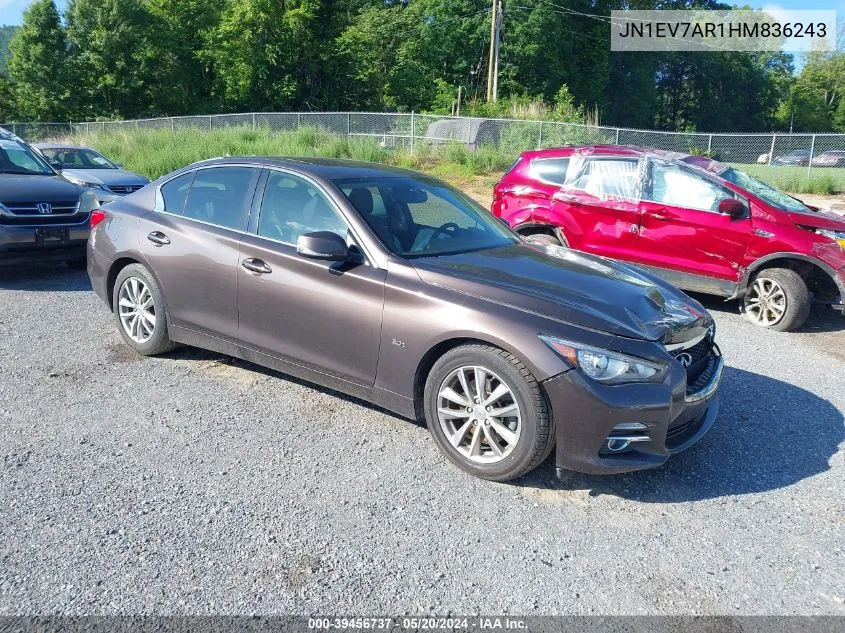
{"left": 720, "top": 167, "right": 811, "bottom": 213}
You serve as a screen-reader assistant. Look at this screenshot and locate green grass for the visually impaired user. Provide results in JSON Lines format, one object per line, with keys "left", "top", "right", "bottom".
{"left": 735, "top": 163, "right": 844, "bottom": 195}
{"left": 65, "top": 126, "right": 844, "bottom": 197}
{"left": 66, "top": 126, "right": 516, "bottom": 182}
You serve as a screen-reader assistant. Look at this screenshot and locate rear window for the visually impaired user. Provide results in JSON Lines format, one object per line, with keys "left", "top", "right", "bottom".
{"left": 158, "top": 171, "right": 195, "bottom": 215}
{"left": 530, "top": 158, "right": 570, "bottom": 185}
{"left": 182, "top": 167, "right": 256, "bottom": 231}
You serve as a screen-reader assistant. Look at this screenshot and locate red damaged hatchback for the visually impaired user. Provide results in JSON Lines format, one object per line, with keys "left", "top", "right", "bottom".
{"left": 493, "top": 146, "right": 845, "bottom": 331}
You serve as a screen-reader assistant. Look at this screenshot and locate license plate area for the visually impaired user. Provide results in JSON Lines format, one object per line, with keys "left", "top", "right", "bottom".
{"left": 35, "top": 227, "right": 70, "bottom": 246}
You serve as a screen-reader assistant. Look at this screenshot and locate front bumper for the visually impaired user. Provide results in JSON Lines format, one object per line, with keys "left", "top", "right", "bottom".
{"left": 0, "top": 218, "right": 89, "bottom": 266}
{"left": 545, "top": 349, "right": 724, "bottom": 475}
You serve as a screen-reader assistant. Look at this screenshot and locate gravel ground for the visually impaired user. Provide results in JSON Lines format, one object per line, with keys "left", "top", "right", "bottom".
{"left": 0, "top": 264, "right": 843, "bottom": 616}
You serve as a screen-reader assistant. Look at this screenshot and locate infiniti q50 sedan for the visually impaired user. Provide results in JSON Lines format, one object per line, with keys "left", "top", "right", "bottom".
{"left": 88, "top": 157, "right": 724, "bottom": 481}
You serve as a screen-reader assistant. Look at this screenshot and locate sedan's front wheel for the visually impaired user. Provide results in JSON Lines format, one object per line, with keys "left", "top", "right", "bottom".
{"left": 112, "top": 263, "right": 175, "bottom": 355}
{"left": 424, "top": 344, "right": 554, "bottom": 481}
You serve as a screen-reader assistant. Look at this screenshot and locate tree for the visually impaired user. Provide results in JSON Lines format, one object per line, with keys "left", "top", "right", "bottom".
{"left": 7, "top": 0, "right": 70, "bottom": 121}
{"left": 65, "top": 0, "right": 165, "bottom": 119}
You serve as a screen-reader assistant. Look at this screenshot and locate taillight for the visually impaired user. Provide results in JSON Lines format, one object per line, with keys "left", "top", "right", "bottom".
{"left": 89, "top": 210, "right": 107, "bottom": 228}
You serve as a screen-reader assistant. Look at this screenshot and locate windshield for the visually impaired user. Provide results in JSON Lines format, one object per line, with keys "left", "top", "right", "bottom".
{"left": 0, "top": 138, "right": 55, "bottom": 175}
{"left": 721, "top": 167, "right": 810, "bottom": 213}
{"left": 335, "top": 175, "right": 517, "bottom": 258}
{"left": 39, "top": 147, "right": 117, "bottom": 170}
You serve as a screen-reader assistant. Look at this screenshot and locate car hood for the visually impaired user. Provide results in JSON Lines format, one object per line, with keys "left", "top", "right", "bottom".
{"left": 787, "top": 207, "right": 845, "bottom": 231}
{"left": 60, "top": 168, "right": 149, "bottom": 187}
{"left": 0, "top": 173, "right": 82, "bottom": 204}
{"left": 412, "top": 242, "right": 713, "bottom": 343}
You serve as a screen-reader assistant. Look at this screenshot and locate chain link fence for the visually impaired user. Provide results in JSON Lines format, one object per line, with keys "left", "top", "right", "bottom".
{"left": 3, "top": 113, "right": 844, "bottom": 192}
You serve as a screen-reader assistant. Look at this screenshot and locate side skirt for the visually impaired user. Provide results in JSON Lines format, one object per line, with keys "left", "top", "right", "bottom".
{"left": 169, "top": 325, "right": 417, "bottom": 420}
{"left": 631, "top": 264, "right": 738, "bottom": 298}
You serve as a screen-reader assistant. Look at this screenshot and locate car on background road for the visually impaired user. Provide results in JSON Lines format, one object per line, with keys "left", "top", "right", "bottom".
{"left": 0, "top": 127, "right": 98, "bottom": 268}
{"left": 35, "top": 143, "right": 150, "bottom": 204}
{"left": 492, "top": 145, "right": 845, "bottom": 332}
{"left": 810, "top": 150, "right": 845, "bottom": 168}
{"left": 88, "top": 157, "right": 723, "bottom": 481}
{"left": 772, "top": 149, "right": 811, "bottom": 166}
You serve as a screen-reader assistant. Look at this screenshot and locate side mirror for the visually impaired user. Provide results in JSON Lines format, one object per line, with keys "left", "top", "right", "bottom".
{"left": 718, "top": 198, "right": 747, "bottom": 218}
{"left": 296, "top": 231, "right": 349, "bottom": 261}
{"left": 50, "top": 162, "right": 63, "bottom": 172}
{"left": 114, "top": 162, "right": 124, "bottom": 168}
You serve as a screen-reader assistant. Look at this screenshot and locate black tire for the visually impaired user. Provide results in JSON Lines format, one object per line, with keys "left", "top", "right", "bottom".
{"left": 423, "top": 344, "right": 553, "bottom": 482}
{"left": 525, "top": 232, "right": 562, "bottom": 246}
{"left": 742, "top": 267, "right": 810, "bottom": 332}
{"left": 112, "top": 263, "right": 175, "bottom": 355}
{"left": 64, "top": 256, "right": 87, "bottom": 270}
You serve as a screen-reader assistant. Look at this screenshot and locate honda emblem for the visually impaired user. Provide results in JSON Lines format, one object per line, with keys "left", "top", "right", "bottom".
{"left": 37, "top": 203, "right": 53, "bottom": 215}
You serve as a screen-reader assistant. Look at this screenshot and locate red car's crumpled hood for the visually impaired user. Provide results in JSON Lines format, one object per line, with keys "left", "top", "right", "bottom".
{"left": 787, "top": 208, "right": 845, "bottom": 231}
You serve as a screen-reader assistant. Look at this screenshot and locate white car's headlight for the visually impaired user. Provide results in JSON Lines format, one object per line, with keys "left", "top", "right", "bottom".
{"left": 65, "top": 175, "right": 109, "bottom": 192}
{"left": 539, "top": 335, "right": 667, "bottom": 384}
{"left": 817, "top": 228, "right": 845, "bottom": 249}
{"left": 76, "top": 190, "right": 100, "bottom": 215}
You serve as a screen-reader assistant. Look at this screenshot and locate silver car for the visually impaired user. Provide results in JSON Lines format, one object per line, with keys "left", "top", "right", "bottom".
{"left": 35, "top": 143, "right": 150, "bottom": 204}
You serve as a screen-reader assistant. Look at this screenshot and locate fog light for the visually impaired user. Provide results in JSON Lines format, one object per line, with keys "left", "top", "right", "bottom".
{"left": 607, "top": 438, "right": 632, "bottom": 452}
{"left": 605, "top": 423, "right": 651, "bottom": 453}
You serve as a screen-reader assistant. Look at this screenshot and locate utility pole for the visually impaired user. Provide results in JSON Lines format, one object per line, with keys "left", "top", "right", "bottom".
{"left": 486, "top": 0, "right": 502, "bottom": 102}
{"left": 456, "top": 85, "right": 463, "bottom": 117}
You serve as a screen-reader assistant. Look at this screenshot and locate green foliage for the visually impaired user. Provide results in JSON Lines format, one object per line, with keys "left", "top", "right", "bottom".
{"left": 0, "top": 0, "right": 837, "bottom": 136}
{"left": 0, "top": 25, "right": 19, "bottom": 73}
{"left": 7, "top": 0, "right": 69, "bottom": 120}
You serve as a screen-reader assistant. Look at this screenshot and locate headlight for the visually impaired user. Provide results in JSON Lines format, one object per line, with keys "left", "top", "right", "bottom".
{"left": 64, "top": 174, "right": 109, "bottom": 192}
{"left": 76, "top": 190, "right": 100, "bottom": 215}
{"left": 539, "top": 334, "right": 667, "bottom": 385}
{"left": 817, "top": 228, "right": 845, "bottom": 249}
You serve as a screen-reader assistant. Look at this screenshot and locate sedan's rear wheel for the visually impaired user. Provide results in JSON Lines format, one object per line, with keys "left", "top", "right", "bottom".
{"left": 424, "top": 344, "right": 553, "bottom": 481}
{"left": 112, "top": 263, "right": 175, "bottom": 355}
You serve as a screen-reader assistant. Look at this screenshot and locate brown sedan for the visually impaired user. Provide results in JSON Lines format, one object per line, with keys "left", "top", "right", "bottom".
{"left": 87, "top": 158, "right": 724, "bottom": 481}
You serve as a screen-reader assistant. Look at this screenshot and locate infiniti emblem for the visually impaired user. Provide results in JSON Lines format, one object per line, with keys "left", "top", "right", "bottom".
{"left": 37, "top": 202, "right": 52, "bottom": 215}
{"left": 676, "top": 352, "right": 693, "bottom": 368}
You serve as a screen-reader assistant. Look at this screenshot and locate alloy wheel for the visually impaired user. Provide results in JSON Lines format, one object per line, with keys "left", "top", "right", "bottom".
{"left": 118, "top": 277, "right": 157, "bottom": 344}
{"left": 436, "top": 365, "right": 522, "bottom": 464}
{"left": 744, "top": 277, "right": 787, "bottom": 327}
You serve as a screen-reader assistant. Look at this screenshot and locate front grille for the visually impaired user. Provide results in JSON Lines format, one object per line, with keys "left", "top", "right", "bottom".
{"left": 1, "top": 201, "right": 78, "bottom": 216}
{"left": 0, "top": 213, "right": 88, "bottom": 226}
{"left": 670, "top": 332, "right": 714, "bottom": 384}
{"left": 108, "top": 184, "right": 144, "bottom": 195}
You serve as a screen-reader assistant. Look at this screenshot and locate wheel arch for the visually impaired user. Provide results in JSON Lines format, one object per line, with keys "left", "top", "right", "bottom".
{"left": 106, "top": 255, "right": 171, "bottom": 319}
{"left": 412, "top": 334, "right": 545, "bottom": 422}
{"left": 739, "top": 252, "right": 844, "bottom": 303}
{"left": 511, "top": 221, "right": 568, "bottom": 245}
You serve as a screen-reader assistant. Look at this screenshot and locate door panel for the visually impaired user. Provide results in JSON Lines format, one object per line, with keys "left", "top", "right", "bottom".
{"left": 139, "top": 212, "right": 242, "bottom": 339}
{"left": 139, "top": 166, "right": 260, "bottom": 340}
{"left": 237, "top": 169, "right": 386, "bottom": 386}
{"left": 638, "top": 161, "right": 750, "bottom": 283}
{"left": 236, "top": 236, "right": 386, "bottom": 385}
{"left": 551, "top": 157, "right": 642, "bottom": 263}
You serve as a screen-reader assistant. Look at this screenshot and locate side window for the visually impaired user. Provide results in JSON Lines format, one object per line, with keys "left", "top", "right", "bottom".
{"left": 258, "top": 171, "right": 348, "bottom": 244}
{"left": 570, "top": 158, "right": 639, "bottom": 200}
{"left": 157, "top": 171, "right": 195, "bottom": 215}
{"left": 7, "top": 148, "right": 44, "bottom": 172}
{"left": 646, "top": 163, "right": 731, "bottom": 212}
{"left": 183, "top": 167, "right": 256, "bottom": 230}
{"left": 531, "top": 158, "right": 570, "bottom": 185}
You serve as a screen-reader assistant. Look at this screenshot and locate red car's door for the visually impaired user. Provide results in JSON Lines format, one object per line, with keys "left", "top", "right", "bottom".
{"left": 637, "top": 160, "right": 751, "bottom": 291}
{"left": 550, "top": 155, "right": 643, "bottom": 264}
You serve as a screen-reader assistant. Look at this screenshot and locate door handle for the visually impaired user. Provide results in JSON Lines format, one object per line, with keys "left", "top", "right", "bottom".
{"left": 147, "top": 231, "right": 170, "bottom": 246}
{"left": 241, "top": 258, "right": 272, "bottom": 274}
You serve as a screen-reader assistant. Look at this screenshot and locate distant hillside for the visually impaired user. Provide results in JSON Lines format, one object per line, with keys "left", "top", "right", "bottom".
{"left": 0, "top": 25, "right": 19, "bottom": 73}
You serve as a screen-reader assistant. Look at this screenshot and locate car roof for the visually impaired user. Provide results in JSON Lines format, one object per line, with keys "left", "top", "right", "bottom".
{"left": 185, "top": 156, "right": 428, "bottom": 180}
{"left": 520, "top": 144, "right": 729, "bottom": 174}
